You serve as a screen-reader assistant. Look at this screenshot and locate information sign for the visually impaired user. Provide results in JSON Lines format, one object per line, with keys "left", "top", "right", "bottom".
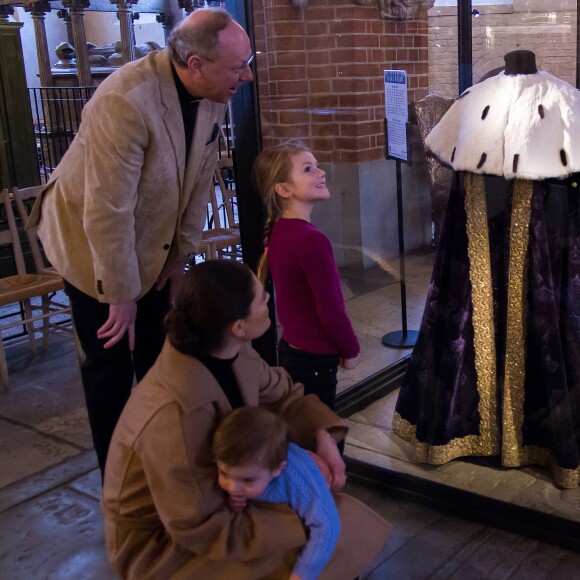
{"left": 384, "top": 69, "right": 408, "bottom": 161}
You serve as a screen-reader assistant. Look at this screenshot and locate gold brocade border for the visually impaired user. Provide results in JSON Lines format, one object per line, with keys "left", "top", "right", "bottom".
{"left": 390, "top": 174, "right": 501, "bottom": 463}
{"left": 464, "top": 174, "right": 499, "bottom": 454}
{"left": 392, "top": 412, "right": 498, "bottom": 464}
{"left": 502, "top": 179, "right": 533, "bottom": 466}
{"left": 392, "top": 413, "right": 579, "bottom": 487}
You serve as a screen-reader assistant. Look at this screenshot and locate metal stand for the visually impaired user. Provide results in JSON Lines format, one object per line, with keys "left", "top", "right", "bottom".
{"left": 382, "top": 119, "right": 418, "bottom": 349}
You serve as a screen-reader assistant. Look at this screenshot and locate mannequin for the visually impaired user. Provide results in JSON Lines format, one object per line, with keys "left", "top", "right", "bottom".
{"left": 393, "top": 51, "right": 580, "bottom": 489}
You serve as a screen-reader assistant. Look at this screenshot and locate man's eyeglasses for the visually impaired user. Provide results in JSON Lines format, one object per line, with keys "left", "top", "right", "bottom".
{"left": 201, "top": 53, "right": 255, "bottom": 76}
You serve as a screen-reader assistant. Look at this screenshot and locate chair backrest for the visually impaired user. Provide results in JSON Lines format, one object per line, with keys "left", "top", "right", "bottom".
{"left": 10, "top": 186, "right": 49, "bottom": 275}
{"left": 214, "top": 158, "right": 238, "bottom": 228}
{"left": 0, "top": 188, "right": 29, "bottom": 276}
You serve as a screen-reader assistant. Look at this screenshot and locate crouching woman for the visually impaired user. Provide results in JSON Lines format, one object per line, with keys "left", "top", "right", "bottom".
{"left": 102, "top": 260, "right": 391, "bottom": 579}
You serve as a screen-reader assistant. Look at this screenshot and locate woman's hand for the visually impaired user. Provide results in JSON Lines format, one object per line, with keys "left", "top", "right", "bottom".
{"left": 289, "top": 572, "right": 304, "bottom": 580}
{"left": 314, "top": 428, "right": 346, "bottom": 491}
{"left": 227, "top": 495, "right": 247, "bottom": 512}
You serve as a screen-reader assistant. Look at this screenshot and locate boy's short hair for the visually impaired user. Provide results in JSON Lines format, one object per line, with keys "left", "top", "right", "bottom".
{"left": 213, "top": 407, "right": 290, "bottom": 471}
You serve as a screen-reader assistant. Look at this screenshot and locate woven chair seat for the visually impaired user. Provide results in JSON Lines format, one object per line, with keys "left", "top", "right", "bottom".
{"left": 0, "top": 187, "right": 84, "bottom": 393}
{"left": 0, "top": 274, "right": 65, "bottom": 305}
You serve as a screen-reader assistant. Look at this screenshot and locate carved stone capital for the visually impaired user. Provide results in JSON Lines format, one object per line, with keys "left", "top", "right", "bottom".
{"left": 379, "top": 0, "right": 434, "bottom": 21}
{"left": 62, "top": 0, "right": 91, "bottom": 12}
{"left": 22, "top": 0, "right": 52, "bottom": 15}
{"left": 57, "top": 7, "right": 71, "bottom": 22}
{"left": 156, "top": 12, "right": 172, "bottom": 27}
{"left": 0, "top": 4, "right": 15, "bottom": 19}
{"left": 178, "top": 0, "right": 205, "bottom": 14}
{"left": 109, "top": 0, "right": 139, "bottom": 8}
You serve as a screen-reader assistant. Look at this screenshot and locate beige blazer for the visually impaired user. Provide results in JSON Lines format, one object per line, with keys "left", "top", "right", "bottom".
{"left": 102, "top": 341, "right": 392, "bottom": 579}
{"left": 30, "top": 50, "right": 226, "bottom": 303}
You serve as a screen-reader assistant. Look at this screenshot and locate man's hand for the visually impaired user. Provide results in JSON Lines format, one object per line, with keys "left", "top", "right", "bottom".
{"left": 156, "top": 259, "right": 188, "bottom": 303}
{"left": 314, "top": 428, "right": 346, "bottom": 492}
{"left": 227, "top": 496, "right": 247, "bottom": 512}
{"left": 97, "top": 300, "right": 137, "bottom": 350}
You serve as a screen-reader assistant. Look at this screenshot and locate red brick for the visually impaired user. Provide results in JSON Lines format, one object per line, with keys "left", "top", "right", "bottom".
{"left": 268, "top": 36, "right": 306, "bottom": 51}
{"left": 307, "top": 65, "right": 337, "bottom": 80}
{"left": 305, "top": 36, "right": 336, "bottom": 50}
{"left": 308, "top": 95, "right": 340, "bottom": 109}
{"left": 278, "top": 110, "right": 310, "bottom": 125}
{"left": 267, "top": 66, "right": 306, "bottom": 82}
{"left": 307, "top": 51, "right": 331, "bottom": 66}
{"left": 272, "top": 22, "right": 307, "bottom": 36}
{"left": 309, "top": 79, "right": 332, "bottom": 93}
{"left": 306, "top": 22, "right": 329, "bottom": 35}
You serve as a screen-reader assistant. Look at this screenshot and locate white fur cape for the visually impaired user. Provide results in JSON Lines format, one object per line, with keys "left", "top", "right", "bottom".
{"left": 425, "top": 70, "right": 580, "bottom": 180}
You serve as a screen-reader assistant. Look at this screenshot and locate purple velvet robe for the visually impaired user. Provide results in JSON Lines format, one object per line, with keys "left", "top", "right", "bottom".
{"left": 393, "top": 172, "right": 580, "bottom": 488}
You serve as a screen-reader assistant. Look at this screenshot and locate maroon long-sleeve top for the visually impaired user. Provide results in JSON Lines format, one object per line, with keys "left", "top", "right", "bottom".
{"left": 268, "top": 218, "right": 359, "bottom": 359}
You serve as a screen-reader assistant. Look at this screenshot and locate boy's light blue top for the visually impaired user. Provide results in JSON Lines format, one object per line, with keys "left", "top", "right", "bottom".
{"left": 257, "top": 443, "right": 340, "bottom": 580}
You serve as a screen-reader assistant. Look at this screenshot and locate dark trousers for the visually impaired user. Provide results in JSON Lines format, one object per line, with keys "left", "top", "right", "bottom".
{"left": 278, "top": 338, "right": 340, "bottom": 409}
{"left": 278, "top": 339, "right": 344, "bottom": 454}
{"left": 64, "top": 280, "right": 170, "bottom": 475}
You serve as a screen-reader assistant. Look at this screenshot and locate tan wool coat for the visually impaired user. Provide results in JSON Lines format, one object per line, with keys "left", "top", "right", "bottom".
{"left": 102, "top": 341, "right": 392, "bottom": 579}
{"left": 30, "top": 49, "right": 226, "bottom": 304}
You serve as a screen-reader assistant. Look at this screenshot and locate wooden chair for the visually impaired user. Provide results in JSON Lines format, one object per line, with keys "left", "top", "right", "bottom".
{"left": 0, "top": 188, "right": 81, "bottom": 392}
{"left": 11, "top": 186, "right": 58, "bottom": 276}
{"left": 200, "top": 158, "right": 241, "bottom": 261}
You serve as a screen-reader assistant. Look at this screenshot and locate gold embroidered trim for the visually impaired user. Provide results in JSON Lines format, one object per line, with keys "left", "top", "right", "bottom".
{"left": 393, "top": 413, "right": 579, "bottom": 487}
{"left": 392, "top": 412, "right": 499, "bottom": 464}
{"left": 464, "top": 173, "right": 498, "bottom": 454}
{"left": 502, "top": 179, "right": 533, "bottom": 466}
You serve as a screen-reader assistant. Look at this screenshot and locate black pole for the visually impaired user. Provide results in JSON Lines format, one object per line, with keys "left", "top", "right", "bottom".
{"left": 458, "top": 0, "right": 473, "bottom": 95}
{"left": 396, "top": 160, "right": 408, "bottom": 336}
{"left": 382, "top": 125, "right": 418, "bottom": 349}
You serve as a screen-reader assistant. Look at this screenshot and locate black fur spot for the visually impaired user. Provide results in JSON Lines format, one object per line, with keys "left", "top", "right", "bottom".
{"left": 560, "top": 149, "right": 568, "bottom": 166}
{"left": 513, "top": 154, "right": 519, "bottom": 173}
{"left": 481, "top": 106, "right": 490, "bottom": 120}
{"left": 477, "top": 153, "right": 487, "bottom": 169}
{"left": 451, "top": 147, "right": 456, "bottom": 162}
{"left": 538, "top": 104, "right": 545, "bottom": 119}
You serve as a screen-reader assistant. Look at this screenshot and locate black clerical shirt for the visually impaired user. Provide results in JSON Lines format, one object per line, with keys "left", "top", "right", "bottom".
{"left": 171, "top": 64, "right": 201, "bottom": 163}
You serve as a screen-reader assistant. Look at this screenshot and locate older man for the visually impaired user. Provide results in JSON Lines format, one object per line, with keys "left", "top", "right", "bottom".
{"left": 30, "top": 8, "right": 253, "bottom": 474}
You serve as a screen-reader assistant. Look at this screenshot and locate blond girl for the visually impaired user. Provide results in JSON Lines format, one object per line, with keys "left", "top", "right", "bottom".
{"left": 254, "top": 140, "right": 360, "bottom": 411}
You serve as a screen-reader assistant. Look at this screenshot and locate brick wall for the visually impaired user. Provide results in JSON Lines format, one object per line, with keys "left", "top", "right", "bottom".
{"left": 253, "top": 0, "right": 430, "bottom": 163}
{"left": 429, "top": 1, "right": 577, "bottom": 98}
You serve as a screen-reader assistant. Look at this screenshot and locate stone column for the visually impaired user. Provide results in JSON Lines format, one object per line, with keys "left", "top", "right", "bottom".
{"left": 56, "top": 8, "right": 75, "bottom": 47}
{"left": 156, "top": 13, "right": 173, "bottom": 44}
{"left": 62, "top": 0, "right": 92, "bottom": 86}
{"left": 110, "top": 0, "right": 135, "bottom": 65}
{"left": 23, "top": 0, "right": 52, "bottom": 87}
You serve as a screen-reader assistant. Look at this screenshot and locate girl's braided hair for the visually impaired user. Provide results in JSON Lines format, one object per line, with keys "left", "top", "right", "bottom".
{"left": 252, "top": 139, "right": 311, "bottom": 282}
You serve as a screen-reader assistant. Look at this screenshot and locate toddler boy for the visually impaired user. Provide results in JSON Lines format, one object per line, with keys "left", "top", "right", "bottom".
{"left": 212, "top": 406, "right": 341, "bottom": 580}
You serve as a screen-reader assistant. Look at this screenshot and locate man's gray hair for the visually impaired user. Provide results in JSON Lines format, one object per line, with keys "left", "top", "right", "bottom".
{"left": 167, "top": 8, "right": 233, "bottom": 69}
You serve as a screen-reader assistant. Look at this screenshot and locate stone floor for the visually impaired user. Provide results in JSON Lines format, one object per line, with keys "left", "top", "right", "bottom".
{"left": 2, "top": 268, "right": 580, "bottom": 578}
{"left": 346, "top": 391, "right": 580, "bottom": 525}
